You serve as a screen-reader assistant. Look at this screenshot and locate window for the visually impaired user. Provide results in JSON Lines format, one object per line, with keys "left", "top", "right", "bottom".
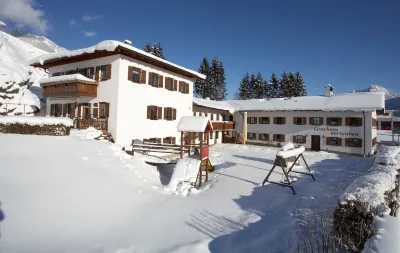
{"left": 248, "top": 117, "right": 257, "bottom": 124}
{"left": 248, "top": 132, "right": 256, "bottom": 140}
{"left": 151, "top": 73, "right": 158, "bottom": 87}
{"left": 211, "top": 114, "right": 214, "bottom": 120}
{"left": 151, "top": 107, "right": 157, "bottom": 120}
{"left": 274, "top": 117, "right": 286, "bottom": 125}
{"left": 260, "top": 117, "right": 269, "bottom": 124}
{"left": 99, "top": 65, "right": 108, "bottom": 81}
{"left": 346, "top": 117, "right": 362, "bottom": 127}
{"left": 216, "top": 131, "right": 219, "bottom": 139}
{"left": 166, "top": 108, "right": 173, "bottom": 120}
{"left": 311, "top": 117, "right": 321, "bottom": 125}
{"left": 274, "top": 134, "right": 285, "bottom": 142}
{"left": 166, "top": 78, "right": 173, "bottom": 91}
{"left": 328, "top": 117, "right": 341, "bottom": 126}
{"left": 99, "top": 103, "right": 106, "bottom": 118}
{"left": 229, "top": 115, "right": 233, "bottom": 121}
{"left": 179, "top": 81, "right": 189, "bottom": 94}
{"left": 132, "top": 69, "right": 140, "bottom": 83}
{"left": 210, "top": 132, "right": 213, "bottom": 139}
{"left": 259, "top": 133, "right": 269, "bottom": 141}
{"left": 78, "top": 68, "right": 93, "bottom": 79}
{"left": 163, "top": 137, "right": 176, "bottom": 144}
{"left": 232, "top": 131, "right": 237, "bottom": 137}
{"left": 296, "top": 135, "right": 304, "bottom": 144}
{"left": 295, "top": 117, "right": 304, "bottom": 125}
{"left": 346, "top": 138, "right": 362, "bottom": 147}
{"left": 327, "top": 137, "right": 342, "bottom": 146}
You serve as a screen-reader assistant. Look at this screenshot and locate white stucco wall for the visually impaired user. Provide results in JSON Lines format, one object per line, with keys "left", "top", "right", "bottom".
{"left": 233, "top": 111, "right": 373, "bottom": 155}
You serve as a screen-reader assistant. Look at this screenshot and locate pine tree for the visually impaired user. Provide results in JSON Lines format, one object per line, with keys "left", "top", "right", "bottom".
{"left": 287, "top": 72, "right": 296, "bottom": 97}
{"left": 281, "top": 71, "right": 291, "bottom": 97}
{"left": 194, "top": 57, "right": 210, "bottom": 98}
{"left": 215, "top": 61, "right": 227, "bottom": 100}
{"left": 237, "top": 73, "right": 251, "bottom": 100}
{"left": 294, "top": 72, "right": 307, "bottom": 96}
{"left": 248, "top": 73, "right": 257, "bottom": 99}
{"left": 268, "top": 73, "right": 280, "bottom": 98}
{"left": 254, "top": 72, "right": 265, "bottom": 98}
{"left": 144, "top": 43, "right": 152, "bottom": 53}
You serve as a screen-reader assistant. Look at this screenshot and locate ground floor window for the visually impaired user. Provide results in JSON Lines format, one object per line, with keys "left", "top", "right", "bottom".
{"left": 248, "top": 132, "right": 256, "bottom": 140}
{"left": 327, "top": 137, "right": 342, "bottom": 146}
{"left": 294, "top": 135, "right": 304, "bottom": 144}
{"left": 259, "top": 133, "right": 269, "bottom": 141}
{"left": 163, "top": 137, "right": 176, "bottom": 144}
{"left": 345, "top": 138, "right": 362, "bottom": 147}
{"left": 274, "top": 134, "right": 285, "bottom": 142}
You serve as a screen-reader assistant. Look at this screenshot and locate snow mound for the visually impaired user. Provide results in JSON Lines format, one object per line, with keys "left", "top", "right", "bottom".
{"left": 40, "top": 74, "right": 96, "bottom": 86}
{"left": 363, "top": 215, "right": 400, "bottom": 253}
{"left": 166, "top": 158, "right": 201, "bottom": 196}
{"left": 73, "top": 127, "right": 103, "bottom": 139}
{"left": 0, "top": 116, "right": 73, "bottom": 126}
{"left": 340, "top": 145, "right": 400, "bottom": 215}
{"left": 0, "top": 31, "right": 48, "bottom": 115}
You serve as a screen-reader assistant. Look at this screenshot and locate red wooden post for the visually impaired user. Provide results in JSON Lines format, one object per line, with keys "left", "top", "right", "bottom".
{"left": 199, "top": 132, "right": 203, "bottom": 187}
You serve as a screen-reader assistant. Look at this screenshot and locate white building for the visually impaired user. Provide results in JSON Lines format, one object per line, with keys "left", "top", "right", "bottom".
{"left": 193, "top": 86, "right": 385, "bottom": 156}
{"left": 30, "top": 40, "right": 205, "bottom": 146}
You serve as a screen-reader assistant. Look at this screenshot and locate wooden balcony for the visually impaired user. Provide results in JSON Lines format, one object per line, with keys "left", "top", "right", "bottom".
{"left": 212, "top": 121, "right": 235, "bottom": 131}
{"left": 42, "top": 82, "right": 98, "bottom": 97}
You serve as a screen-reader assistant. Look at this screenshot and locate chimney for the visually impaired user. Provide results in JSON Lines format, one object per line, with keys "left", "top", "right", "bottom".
{"left": 123, "top": 40, "right": 132, "bottom": 45}
{"left": 205, "top": 97, "right": 210, "bottom": 100}
{"left": 325, "top": 84, "right": 333, "bottom": 97}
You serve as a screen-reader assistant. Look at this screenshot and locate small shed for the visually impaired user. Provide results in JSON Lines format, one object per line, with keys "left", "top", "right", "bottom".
{"left": 177, "top": 116, "right": 213, "bottom": 187}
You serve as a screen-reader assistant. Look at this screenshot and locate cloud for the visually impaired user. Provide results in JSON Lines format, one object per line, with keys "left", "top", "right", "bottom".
{"left": 69, "top": 19, "right": 76, "bottom": 26}
{"left": 82, "top": 31, "right": 96, "bottom": 37}
{"left": 0, "top": 0, "right": 49, "bottom": 34}
{"left": 82, "top": 14, "right": 103, "bottom": 22}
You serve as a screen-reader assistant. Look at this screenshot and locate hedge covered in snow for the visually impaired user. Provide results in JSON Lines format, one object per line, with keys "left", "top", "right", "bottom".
{"left": 0, "top": 116, "right": 73, "bottom": 136}
{"left": 333, "top": 145, "right": 400, "bottom": 251}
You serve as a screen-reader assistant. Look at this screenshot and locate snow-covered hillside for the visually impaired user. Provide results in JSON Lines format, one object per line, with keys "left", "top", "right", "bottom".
{"left": 354, "top": 84, "right": 400, "bottom": 100}
{"left": 9, "top": 29, "right": 67, "bottom": 53}
{"left": 0, "top": 31, "right": 48, "bottom": 115}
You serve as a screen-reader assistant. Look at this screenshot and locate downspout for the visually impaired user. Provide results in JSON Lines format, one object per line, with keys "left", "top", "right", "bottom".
{"left": 363, "top": 111, "right": 366, "bottom": 156}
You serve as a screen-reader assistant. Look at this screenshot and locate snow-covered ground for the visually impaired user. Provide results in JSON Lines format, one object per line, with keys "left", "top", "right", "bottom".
{"left": 0, "top": 131, "right": 377, "bottom": 252}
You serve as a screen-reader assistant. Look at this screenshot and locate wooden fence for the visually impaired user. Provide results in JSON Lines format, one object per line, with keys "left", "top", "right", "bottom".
{"left": 76, "top": 118, "right": 108, "bottom": 131}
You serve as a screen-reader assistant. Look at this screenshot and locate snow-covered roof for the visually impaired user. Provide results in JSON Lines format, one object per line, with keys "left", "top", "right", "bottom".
{"left": 29, "top": 40, "right": 206, "bottom": 80}
{"left": 193, "top": 92, "right": 385, "bottom": 112}
{"left": 177, "top": 116, "right": 213, "bottom": 132}
{"left": 39, "top": 74, "right": 97, "bottom": 86}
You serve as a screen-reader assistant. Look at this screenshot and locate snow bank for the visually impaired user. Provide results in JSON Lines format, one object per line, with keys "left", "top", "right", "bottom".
{"left": 281, "top": 142, "right": 295, "bottom": 152}
{"left": 40, "top": 74, "right": 96, "bottom": 86}
{"left": 363, "top": 215, "right": 400, "bottom": 253}
{"left": 166, "top": 158, "right": 201, "bottom": 196}
{"left": 177, "top": 116, "right": 212, "bottom": 132}
{"left": 72, "top": 127, "right": 103, "bottom": 139}
{"left": 340, "top": 145, "right": 400, "bottom": 215}
{"left": 277, "top": 146, "right": 305, "bottom": 158}
{"left": 0, "top": 116, "right": 73, "bottom": 127}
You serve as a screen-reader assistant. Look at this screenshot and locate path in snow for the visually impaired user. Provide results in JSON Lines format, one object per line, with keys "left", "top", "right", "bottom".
{"left": 0, "top": 132, "right": 373, "bottom": 253}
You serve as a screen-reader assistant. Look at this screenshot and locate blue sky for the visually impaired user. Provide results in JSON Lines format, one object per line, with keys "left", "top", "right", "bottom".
{"left": 2, "top": 0, "right": 399, "bottom": 98}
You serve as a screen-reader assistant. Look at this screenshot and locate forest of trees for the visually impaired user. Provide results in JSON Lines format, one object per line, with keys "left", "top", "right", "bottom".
{"left": 142, "top": 43, "right": 306, "bottom": 101}
{"left": 194, "top": 57, "right": 227, "bottom": 101}
{"left": 234, "top": 71, "right": 307, "bottom": 100}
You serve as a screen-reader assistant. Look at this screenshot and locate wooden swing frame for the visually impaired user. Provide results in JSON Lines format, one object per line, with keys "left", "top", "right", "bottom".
{"left": 262, "top": 153, "right": 315, "bottom": 195}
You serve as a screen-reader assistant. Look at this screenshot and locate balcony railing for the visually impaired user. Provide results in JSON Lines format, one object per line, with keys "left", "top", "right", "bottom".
{"left": 42, "top": 82, "right": 97, "bottom": 97}
{"left": 212, "top": 121, "right": 235, "bottom": 131}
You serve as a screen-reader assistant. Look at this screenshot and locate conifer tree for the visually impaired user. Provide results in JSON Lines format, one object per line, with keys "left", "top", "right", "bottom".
{"left": 254, "top": 72, "right": 265, "bottom": 99}
{"left": 268, "top": 73, "right": 280, "bottom": 98}
{"left": 237, "top": 73, "right": 251, "bottom": 100}
{"left": 248, "top": 73, "right": 257, "bottom": 99}
{"left": 287, "top": 72, "right": 296, "bottom": 97}
{"left": 215, "top": 61, "right": 227, "bottom": 100}
{"left": 294, "top": 72, "right": 307, "bottom": 96}
{"left": 143, "top": 42, "right": 165, "bottom": 59}
{"left": 281, "top": 71, "right": 291, "bottom": 97}
{"left": 194, "top": 57, "right": 210, "bottom": 98}
{"left": 144, "top": 43, "right": 152, "bottom": 53}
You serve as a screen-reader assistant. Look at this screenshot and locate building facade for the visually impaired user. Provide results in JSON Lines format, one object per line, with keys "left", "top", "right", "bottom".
{"left": 30, "top": 40, "right": 205, "bottom": 146}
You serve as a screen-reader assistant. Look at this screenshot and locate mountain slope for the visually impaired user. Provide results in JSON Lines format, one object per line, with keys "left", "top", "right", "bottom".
{"left": 386, "top": 97, "right": 400, "bottom": 117}
{"left": 354, "top": 84, "right": 400, "bottom": 100}
{"left": 0, "top": 31, "right": 48, "bottom": 115}
{"left": 8, "top": 29, "right": 67, "bottom": 53}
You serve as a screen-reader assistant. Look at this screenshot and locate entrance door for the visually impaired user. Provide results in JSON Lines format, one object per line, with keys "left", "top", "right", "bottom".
{"left": 311, "top": 135, "right": 320, "bottom": 151}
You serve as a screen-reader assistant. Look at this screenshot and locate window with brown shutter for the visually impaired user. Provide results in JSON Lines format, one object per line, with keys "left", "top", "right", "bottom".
{"left": 327, "top": 117, "right": 342, "bottom": 126}
{"left": 179, "top": 81, "right": 185, "bottom": 93}
{"left": 172, "top": 108, "right": 177, "bottom": 120}
{"left": 273, "top": 134, "right": 285, "bottom": 142}
{"left": 310, "top": 117, "right": 323, "bottom": 125}
{"left": 165, "top": 107, "right": 173, "bottom": 121}
{"left": 275, "top": 117, "right": 285, "bottom": 125}
{"left": 294, "top": 135, "right": 305, "bottom": 144}
{"left": 259, "top": 133, "right": 269, "bottom": 141}
{"left": 128, "top": 66, "right": 141, "bottom": 83}
{"left": 293, "top": 117, "right": 307, "bottom": 125}
{"left": 140, "top": 70, "right": 147, "bottom": 84}
{"left": 248, "top": 117, "right": 257, "bottom": 124}
{"left": 95, "top": 66, "right": 100, "bottom": 81}
{"left": 157, "top": 107, "right": 162, "bottom": 120}
{"left": 149, "top": 73, "right": 158, "bottom": 87}
{"left": 62, "top": 104, "right": 67, "bottom": 117}
{"left": 345, "top": 138, "right": 362, "bottom": 147}
{"left": 146, "top": 106, "right": 159, "bottom": 120}
{"left": 165, "top": 77, "right": 174, "bottom": 91}
{"left": 217, "top": 114, "right": 220, "bottom": 121}
{"left": 185, "top": 83, "right": 189, "bottom": 94}
{"left": 173, "top": 80, "right": 178, "bottom": 91}
{"left": 50, "top": 104, "right": 55, "bottom": 116}
{"left": 345, "top": 117, "right": 362, "bottom": 127}
{"left": 158, "top": 75, "right": 163, "bottom": 88}
{"left": 211, "top": 114, "right": 214, "bottom": 120}
{"left": 248, "top": 132, "right": 256, "bottom": 140}
{"left": 327, "top": 137, "right": 342, "bottom": 146}
{"left": 106, "top": 64, "right": 112, "bottom": 80}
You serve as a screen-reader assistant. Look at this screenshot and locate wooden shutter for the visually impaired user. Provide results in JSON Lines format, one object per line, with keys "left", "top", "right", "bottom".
{"left": 273, "top": 117, "right": 277, "bottom": 124}
{"left": 70, "top": 103, "right": 75, "bottom": 118}
{"left": 258, "top": 117, "right": 262, "bottom": 124}
{"left": 158, "top": 75, "right": 163, "bottom": 88}
{"left": 210, "top": 114, "right": 214, "bottom": 120}
{"left": 357, "top": 139, "right": 362, "bottom": 147}
{"left": 140, "top": 70, "right": 147, "bottom": 84}
{"left": 293, "top": 135, "right": 297, "bottom": 143}
{"left": 57, "top": 104, "right": 62, "bottom": 116}
{"left": 164, "top": 107, "right": 167, "bottom": 120}
{"left": 106, "top": 64, "right": 112, "bottom": 80}
{"left": 173, "top": 80, "right": 177, "bottom": 91}
{"left": 95, "top": 66, "right": 100, "bottom": 81}
{"left": 105, "top": 103, "right": 110, "bottom": 118}
{"left": 345, "top": 138, "right": 351, "bottom": 147}
{"left": 156, "top": 138, "right": 161, "bottom": 144}
{"left": 147, "top": 106, "right": 151, "bottom": 119}
{"left": 319, "top": 117, "right": 323, "bottom": 125}
{"left": 326, "top": 137, "right": 330, "bottom": 145}
{"left": 273, "top": 134, "right": 277, "bottom": 141}
{"left": 282, "top": 118, "right": 286, "bottom": 124}
{"left": 258, "top": 133, "right": 262, "bottom": 140}
{"left": 326, "top": 118, "right": 332, "bottom": 125}
{"left": 303, "top": 117, "right": 307, "bottom": 125}
{"left": 338, "top": 138, "right": 342, "bottom": 146}
{"left": 128, "top": 66, "right": 133, "bottom": 81}
{"left": 172, "top": 108, "right": 177, "bottom": 120}
{"left": 309, "top": 117, "right": 314, "bottom": 125}
{"left": 157, "top": 107, "right": 162, "bottom": 120}
{"left": 345, "top": 117, "right": 350, "bottom": 126}
{"left": 172, "top": 137, "right": 176, "bottom": 144}
{"left": 358, "top": 118, "right": 363, "bottom": 126}
{"left": 293, "top": 117, "right": 297, "bottom": 124}
{"left": 337, "top": 118, "right": 342, "bottom": 126}
{"left": 93, "top": 107, "right": 99, "bottom": 118}
{"left": 185, "top": 83, "right": 189, "bottom": 94}
{"left": 77, "top": 103, "right": 82, "bottom": 117}
{"left": 148, "top": 73, "right": 153, "bottom": 86}
{"left": 163, "top": 137, "right": 167, "bottom": 143}
{"left": 217, "top": 114, "right": 220, "bottom": 121}
{"left": 50, "top": 104, "right": 55, "bottom": 116}
{"left": 62, "top": 104, "right": 67, "bottom": 117}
